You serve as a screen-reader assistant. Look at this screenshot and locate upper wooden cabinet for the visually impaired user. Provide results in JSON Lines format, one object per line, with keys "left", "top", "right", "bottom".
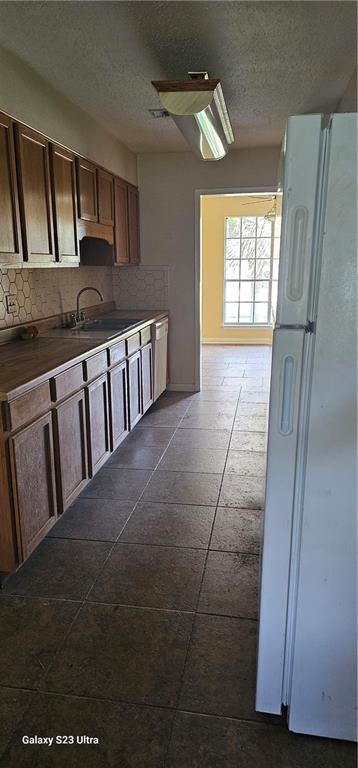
{"left": 114, "top": 177, "right": 130, "bottom": 265}
{"left": 127, "top": 184, "right": 140, "bottom": 265}
{"left": 76, "top": 158, "right": 98, "bottom": 222}
{"left": 50, "top": 144, "right": 79, "bottom": 264}
{"left": 0, "top": 111, "right": 139, "bottom": 268}
{"left": 15, "top": 124, "right": 56, "bottom": 265}
{"left": 98, "top": 169, "right": 114, "bottom": 226}
{"left": 0, "top": 112, "right": 22, "bottom": 265}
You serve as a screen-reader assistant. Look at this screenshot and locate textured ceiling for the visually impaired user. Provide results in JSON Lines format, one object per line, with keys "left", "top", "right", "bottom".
{"left": 0, "top": 1, "right": 356, "bottom": 152}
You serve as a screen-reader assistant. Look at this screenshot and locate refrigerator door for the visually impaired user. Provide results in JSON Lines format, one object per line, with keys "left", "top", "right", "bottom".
{"left": 288, "top": 114, "right": 357, "bottom": 741}
{"left": 256, "top": 327, "right": 306, "bottom": 714}
{"left": 276, "top": 115, "right": 327, "bottom": 327}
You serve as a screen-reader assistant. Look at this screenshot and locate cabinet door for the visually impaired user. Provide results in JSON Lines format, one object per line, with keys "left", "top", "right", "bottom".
{"left": 127, "top": 351, "right": 142, "bottom": 429}
{"left": 54, "top": 390, "right": 88, "bottom": 512}
{"left": 128, "top": 185, "right": 140, "bottom": 265}
{"left": 76, "top": 158, "right": 98, "bottom": 222}
{"left": 86, "top": 373, "right": 110, "bottom": 477}
{"left": 98, "top": 169, "right": 114, "bottom": 226}
{"left": 9, "top": 412, "right": 57, "bottom": 560}
{"left": 50, "top": 143, "right": 79, "bottom": 264}
{"left": 15, "top": 124, "right": 55, "bottom": 264}
{"left": 141, "top": 342, "right": 153, "bottom": 413}
{"left": 0, "top": 112, "right": 22, "bottom": 264}
{"left": 108, "top": 361, "right": 129, "bottom": 450}
{"left": 114, "top": 177, "right": 129, "bottom": 265}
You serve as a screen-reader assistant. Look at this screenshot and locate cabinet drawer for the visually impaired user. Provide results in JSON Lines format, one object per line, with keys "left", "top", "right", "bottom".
{"left": 108, "top": 340, "right": 126, "bottom": 367}
{"left": 84, "top": 350, "right": 107, "bottom": 381}
{"left": 140, "top": 326, "right": 151, "bottom": 346}
{"left": 126, "top": 332, "right": 140, "bottom": 356}
{"left": 51, "top": 363, "right": 83, "bottom": 401}
{"left": 7, "top": 381, "right": 51, "bottom": 431}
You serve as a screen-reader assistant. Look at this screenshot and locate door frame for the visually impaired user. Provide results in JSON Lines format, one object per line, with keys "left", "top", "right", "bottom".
{"left": 194, "top": 186, "right": 277, "bottom": 391}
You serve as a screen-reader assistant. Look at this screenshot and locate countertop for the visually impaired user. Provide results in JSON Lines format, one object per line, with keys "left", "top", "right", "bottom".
{"left": 0, "top": 310, "right": 167, "bottom": 401}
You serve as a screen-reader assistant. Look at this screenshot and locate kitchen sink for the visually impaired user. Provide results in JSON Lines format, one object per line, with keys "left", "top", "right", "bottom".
{"left": 80, "top": 318, "right": 144, "bottom": 333}
{"left": 77, "top": 317, "right": 143, "bottom": 338}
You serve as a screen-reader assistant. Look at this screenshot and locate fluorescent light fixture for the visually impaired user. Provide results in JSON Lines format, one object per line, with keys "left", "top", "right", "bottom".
{"left": 151, "top": 77, "right": 234, "bottom": 160}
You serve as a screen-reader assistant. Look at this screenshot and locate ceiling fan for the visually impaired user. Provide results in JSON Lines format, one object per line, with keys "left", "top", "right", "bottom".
{"left": 241, "top": 195, "right": 277, "bottom": 222}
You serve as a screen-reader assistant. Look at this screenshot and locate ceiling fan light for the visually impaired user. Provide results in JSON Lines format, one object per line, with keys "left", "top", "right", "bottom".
{"left": 151, "top": 78, "right": 234, "bottom": 161}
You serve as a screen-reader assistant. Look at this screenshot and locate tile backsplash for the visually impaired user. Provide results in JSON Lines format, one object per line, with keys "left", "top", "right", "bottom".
{"left": 112, "top": 266, "right": 169, "bottom": 310}
{"left": 0, "top": 264, "right": 169, "bottom": 332}
{"left": 0, "top": 266, "right": 114, "bottom": 330}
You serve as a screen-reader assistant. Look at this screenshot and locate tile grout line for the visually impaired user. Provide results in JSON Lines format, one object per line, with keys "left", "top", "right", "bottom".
{"left": 0, "top": 360, "right": 275, "bottom": 760}
{"left": 0, "top": 681, "right": 284, "bottom": 730}
{"left": 33, "top": 399, "right": 194, "bottom": 688}
{"left": 163, "top": 383, "right": 243, "bottom": 765}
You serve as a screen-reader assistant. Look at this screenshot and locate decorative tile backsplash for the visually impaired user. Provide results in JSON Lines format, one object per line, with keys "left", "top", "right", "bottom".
{"left": 0, "top": 264, "right": 169, "bottom": 333}
{"left": 0, "top": 266, "right": 113, "bottom": 330}
{"left": 112, "top": 266, "right": 169, "bottom": 310}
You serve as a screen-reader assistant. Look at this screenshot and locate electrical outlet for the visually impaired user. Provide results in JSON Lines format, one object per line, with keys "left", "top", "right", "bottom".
{"left": 5, "top": 294, "right": 18, "bottom": 314}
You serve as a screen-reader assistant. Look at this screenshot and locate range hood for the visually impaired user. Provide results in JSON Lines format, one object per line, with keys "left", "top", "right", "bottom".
{"left": 152, "top": 75, "right": 234, "bottom": 160}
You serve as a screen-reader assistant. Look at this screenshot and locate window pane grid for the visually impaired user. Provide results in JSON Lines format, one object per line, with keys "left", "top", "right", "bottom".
{"left": 224, "top": 215, "right": 278, "bottom": 326}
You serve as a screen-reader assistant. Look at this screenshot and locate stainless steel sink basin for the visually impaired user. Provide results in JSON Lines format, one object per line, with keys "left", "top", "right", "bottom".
{"left": 81, "top": 318, "right": 144, "bottom": 333}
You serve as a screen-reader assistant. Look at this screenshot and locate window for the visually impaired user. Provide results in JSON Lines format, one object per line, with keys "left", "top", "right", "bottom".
{"left": 223, "top": 215, "right": 280, "bottom": 326}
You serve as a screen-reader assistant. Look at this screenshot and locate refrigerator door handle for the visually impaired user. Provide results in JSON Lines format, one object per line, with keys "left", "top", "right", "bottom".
{"left": 279, "top": 355, "right": 296, "bottom": 434}
{"left": 286, "top": 206, "right": 308, "bottom": 301}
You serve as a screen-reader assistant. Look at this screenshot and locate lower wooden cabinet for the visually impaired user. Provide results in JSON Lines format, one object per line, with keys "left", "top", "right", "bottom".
{"left": 141, "top": 342, "right": 153, "bottom": 414}
{"left": 9, "top": 412, "right": 57, "bottom": 559}
{"left": 86, "top": 373, "right": 110, "bottom": 477}
{"left": 108, "top": 361, "right": 129, "bottom": 451}
{"left": 53, "top": 390, "right": 88, "bottom": 512}
{"left": 1, "top": 320, "right": 168, "bottom": 574}
{"left": 128, "top": 350, "right": 142, "bottom": 429}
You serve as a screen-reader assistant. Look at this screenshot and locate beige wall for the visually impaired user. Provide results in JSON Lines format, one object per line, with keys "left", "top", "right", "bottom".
{"left": 0, "top": 46, "right": 139, "bottom": 331}
{"left": 201, "top": 195, "right": 277, "bottom": 345}
{"left": 337, "top": 68, "right": 357, "bottom": 112}
{"left": 0, "top": 46, "right": 137, "bottom": 184}
{"left": 138, "top": 147, "right": 281, "bottom": 389}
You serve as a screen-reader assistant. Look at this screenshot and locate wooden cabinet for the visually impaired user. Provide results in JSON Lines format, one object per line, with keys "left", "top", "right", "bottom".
{"left": 9, "top": 412, "right": 57, "bottom": 559}
{"left": 76, "top": 158, "right": 98, "bottom": 222}
{"left": 98, "top": 169, "right": 114, "bottom": 226}
{"left": 50, "top": 144, "right": 79, "bottom": 264}
{"left": 141, "top": 342, "right": 153, "bottom": 413}
{"left": 114, "top": 177, "right": 129, "bottom": 265}
{"left": 0, "top": 110, "right": 140, "bottom": 269}
{"left": 54, "top": 390, "right": 88, "bottom": 512}
{"left": 0, "top": 318, "right": 167, "bottom": 574}
{"left": 127, "top": 351, "right": 142, "bottom": 429}
{"left": 127, "top": 184, "right": 140, "bottom": 264}
{"left": 108, "top": 361, "right": 129, "bottom": 450}
{"left": 15, "top": 124, "right": 55, "bottom": 264}
{"left": 86, "top": 373, "right": 110, "bottom": 476}
{"left": 0, "top": 112, "right": 22, "bottom": 264}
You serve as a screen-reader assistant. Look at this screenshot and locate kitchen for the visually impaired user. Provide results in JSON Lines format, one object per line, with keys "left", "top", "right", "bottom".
{"left": 0, "top": 2, "right": 357, "bottom": 766}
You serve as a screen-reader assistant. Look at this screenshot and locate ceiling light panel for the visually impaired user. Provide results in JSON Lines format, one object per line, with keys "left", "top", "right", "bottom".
{"left": 152, "top": 78, "right": 234, "bottom": 160}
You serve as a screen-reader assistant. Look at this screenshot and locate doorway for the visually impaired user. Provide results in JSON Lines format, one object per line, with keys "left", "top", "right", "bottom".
{"left": 194, "top": 189, "right": 282, "bottom": 390}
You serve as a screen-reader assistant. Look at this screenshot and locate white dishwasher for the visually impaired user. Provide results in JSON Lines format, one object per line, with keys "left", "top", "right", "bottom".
{"left": 152, "top": 318, "right": 168, "bottom": 401}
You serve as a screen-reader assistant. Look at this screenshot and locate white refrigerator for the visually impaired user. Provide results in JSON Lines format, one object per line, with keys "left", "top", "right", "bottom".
{"left": 256, "top": 113, "right": 357, "bottom": 742}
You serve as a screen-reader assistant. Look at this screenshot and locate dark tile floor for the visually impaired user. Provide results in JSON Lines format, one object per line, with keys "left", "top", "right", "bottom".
{"left": 0, "top": 345, "right": 356, "bottom": 767}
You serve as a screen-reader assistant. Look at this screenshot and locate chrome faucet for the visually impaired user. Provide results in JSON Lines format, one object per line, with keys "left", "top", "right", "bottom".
{"left": 76, "top": 287, "right": 104, "bottom": 323}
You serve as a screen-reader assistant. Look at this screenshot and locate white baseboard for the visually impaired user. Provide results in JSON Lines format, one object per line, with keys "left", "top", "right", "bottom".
{"left": 167, "top": 383, "right": 199, "bottom": 392}
{"left": 201, "top": 338, "right": 272, "bottom": 346}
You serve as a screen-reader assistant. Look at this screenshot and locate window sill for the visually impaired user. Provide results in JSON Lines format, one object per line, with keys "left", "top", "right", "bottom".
{"left": 222, "top": 323, "right": 274, "bottom": 329}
